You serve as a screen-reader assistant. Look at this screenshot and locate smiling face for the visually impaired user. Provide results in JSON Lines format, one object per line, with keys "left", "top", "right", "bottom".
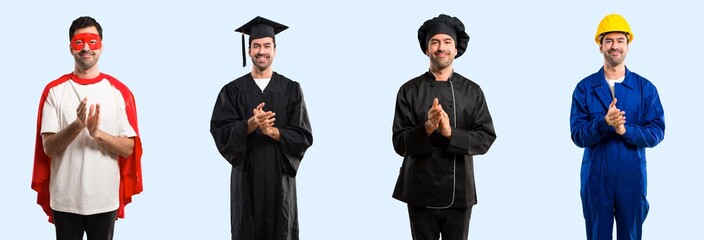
{"left": 70, "top": 26, "right": 102, "bottom": 71}
{"left": 426, "top": 33, "right": 457, "bottom": 71}
{"left": 249, "top": 37, "right": 276, "bottom": 72}
{"left": 599, "top": 32, "right": 629, "bottom": 68}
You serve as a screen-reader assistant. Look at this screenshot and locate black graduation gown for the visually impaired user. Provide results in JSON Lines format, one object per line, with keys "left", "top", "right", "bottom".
{"left": 392, "top": 72, "right": 496, "bottom": 208}
{"left": 210, "top": 72, "right": 313, "bottom": 240}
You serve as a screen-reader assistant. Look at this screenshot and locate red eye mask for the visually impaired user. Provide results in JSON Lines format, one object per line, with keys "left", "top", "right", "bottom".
{"left": 71, "top": 33, "right": 102, "bottom": 51}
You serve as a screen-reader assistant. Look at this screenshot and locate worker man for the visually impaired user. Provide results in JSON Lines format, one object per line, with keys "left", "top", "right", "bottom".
{"left": 570, "top": 14, "right": 665, "bottom": 240}
{"left": 392, "top": 14, "right": 496, "bottom": 240}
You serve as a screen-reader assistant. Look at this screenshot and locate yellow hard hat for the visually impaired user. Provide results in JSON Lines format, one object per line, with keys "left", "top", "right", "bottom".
{"left": 595, "top": 14, "right": 633, "bottom": 45}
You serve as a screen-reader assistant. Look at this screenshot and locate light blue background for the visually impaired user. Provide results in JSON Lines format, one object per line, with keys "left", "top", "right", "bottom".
{"left": 2, "top": 0, "right": 701, "bottom": 239}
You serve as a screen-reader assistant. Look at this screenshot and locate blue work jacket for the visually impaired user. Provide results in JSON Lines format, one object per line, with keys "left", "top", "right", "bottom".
{"left": 570, "top": 67, "right": 665, "bottom": 191}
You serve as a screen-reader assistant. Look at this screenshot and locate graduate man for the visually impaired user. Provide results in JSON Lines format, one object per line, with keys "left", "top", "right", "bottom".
{"left": 210, "top": 16, "right": 313, "bottom": 240}
{"left": 392, "top": 14, "right": 496, "bottom": 240}
{"left": 570, "top": 14, "right": 665, "bottom": 240}
{"left": 32, "top": 16, "right": 143, "bottom": 240}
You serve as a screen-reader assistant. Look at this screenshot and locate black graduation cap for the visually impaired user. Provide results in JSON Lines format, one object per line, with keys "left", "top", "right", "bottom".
{"left": 417, "top": 14, "right": 470, "bottom": 58}
{"left": 235, "top": 16, "right": 289, "bottom": 67}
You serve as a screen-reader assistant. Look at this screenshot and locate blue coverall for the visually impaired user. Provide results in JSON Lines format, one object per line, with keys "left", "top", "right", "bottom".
{"left": 570, "top": 67, "right": 665, "bottom": 240}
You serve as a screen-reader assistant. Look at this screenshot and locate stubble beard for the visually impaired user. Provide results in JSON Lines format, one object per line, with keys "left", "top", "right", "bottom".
{"left": 602, "top": 47, "right": 627, "bottom": 67}
{"left": 251, "top": 55, "right": 273, "bottom": 73}
{"left": 74, "top": 52, "right": 98, "bottom": 71}
{"left": 604, "top": 52, "right": 626, "bottom": 67}
{"left": 431, "top": 57, "right": 453, "bottom": 71}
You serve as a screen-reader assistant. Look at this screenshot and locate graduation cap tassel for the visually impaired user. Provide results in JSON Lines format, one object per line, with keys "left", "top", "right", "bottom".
{"left": 241, "top": 33, "right": 246, "bottom": 67}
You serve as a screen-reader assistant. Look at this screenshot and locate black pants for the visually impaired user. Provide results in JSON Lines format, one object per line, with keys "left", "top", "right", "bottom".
{"left": 407, "top": 205, "right": 473, "bottom": 240}
{"left": 52, "top": 209, "right": 117, "bottom": 240}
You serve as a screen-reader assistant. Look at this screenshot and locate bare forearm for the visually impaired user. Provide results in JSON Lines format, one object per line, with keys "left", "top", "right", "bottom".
{"left": 93, "top": 130, "right": 135, "bottom": 157}
{"left": 42, "top": 121, "right": 84, "bottom": 157}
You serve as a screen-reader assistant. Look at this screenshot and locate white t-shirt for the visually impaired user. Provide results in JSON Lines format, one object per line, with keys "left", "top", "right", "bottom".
{"left": 254, "top": 78, "right": 271, "bottom": 92}
{"left": 41, "top": 78, "right": 136, "bottom": 215}
{"left": 607, "top": 77, "right": 625, "bottom": 98}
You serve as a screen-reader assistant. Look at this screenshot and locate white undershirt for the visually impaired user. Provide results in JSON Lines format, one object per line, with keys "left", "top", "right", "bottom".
{"left": 606, "top": 77, "right": 624, "bottom": 98}
{"left": 254, "top": 78, "right": 271, "bottom": 92}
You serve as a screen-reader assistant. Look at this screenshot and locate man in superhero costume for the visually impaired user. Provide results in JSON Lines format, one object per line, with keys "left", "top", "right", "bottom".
{"left": 32, "top": 16, "right": 143, "bottom": 240}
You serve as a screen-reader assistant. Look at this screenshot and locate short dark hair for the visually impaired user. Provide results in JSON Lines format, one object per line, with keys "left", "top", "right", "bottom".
{"left": 69, "top": 16, "right": 103, "bottom": 40}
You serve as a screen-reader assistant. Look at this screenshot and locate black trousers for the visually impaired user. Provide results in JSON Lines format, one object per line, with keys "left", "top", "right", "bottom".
{"left": 407, "top": 205, "right": 473, "bottom": 240}
{"left": 52, "top": 209, "right": 117, "bottom": 240}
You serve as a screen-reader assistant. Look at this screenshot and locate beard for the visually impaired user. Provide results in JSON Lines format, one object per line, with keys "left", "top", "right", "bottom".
{"left": 603, "top": 49, "right": 626, "bottom": 67}
{"left": 73, "top": 50, "right": 99, "bottom": 70}
{"left": 251, "top": 53, "right": 273, "bottom": 71}
{"left": 253, "top": 61, "right": 271, "bottom": 71}
{"left": 430, "top": 52, "right": 454, "bottom": 70}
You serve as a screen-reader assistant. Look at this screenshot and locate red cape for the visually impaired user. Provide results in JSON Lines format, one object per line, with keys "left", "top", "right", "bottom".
{"left": 32, "top": 73, "right": 143, "bottom": 223}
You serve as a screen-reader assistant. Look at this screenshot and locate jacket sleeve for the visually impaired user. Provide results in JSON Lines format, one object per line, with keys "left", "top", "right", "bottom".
{"left": 446, "top": 87, "right": 496, "bottom": 155}
{"left": 210, "top": 85, "right": 249, "bottom": 167}
{"left": 570, "top": 84, "right": 610, "bottom": 148}
{"left": 621, "top": 84, "right": 665, "bottom": 148}
{"left": 278, "top": 82, "right": 313, "bottom": 177}
{"left": 392, "top": 86, "right": 434, "bottom": 157}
